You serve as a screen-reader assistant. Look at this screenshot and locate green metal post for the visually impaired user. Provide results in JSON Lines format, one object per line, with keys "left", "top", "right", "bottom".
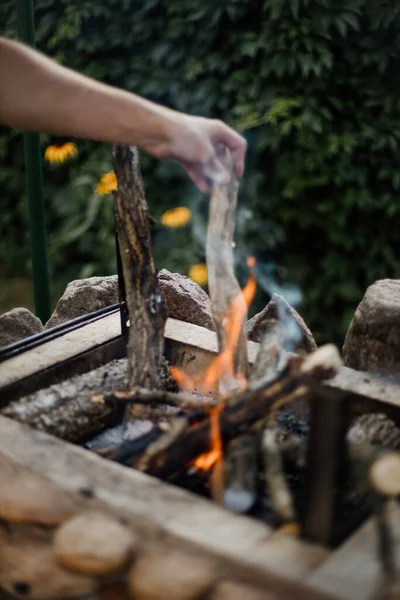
{"left": 16, "top": 0, "right": 51, "bottom": 323}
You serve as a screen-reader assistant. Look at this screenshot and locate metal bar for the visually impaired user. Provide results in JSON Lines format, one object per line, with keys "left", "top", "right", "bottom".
{"left": 115, "top": 231, "right": 128, "bottom": 341}
{"left": 16, "top": 0, "right": 51, "bottom": 323}
{"left": 302, "top": 386, "right": 350, "bottom": 546}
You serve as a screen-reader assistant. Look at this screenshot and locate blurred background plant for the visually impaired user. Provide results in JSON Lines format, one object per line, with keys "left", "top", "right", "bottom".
{"left": 1, "top": 0, "right": 400, "bottom": 344}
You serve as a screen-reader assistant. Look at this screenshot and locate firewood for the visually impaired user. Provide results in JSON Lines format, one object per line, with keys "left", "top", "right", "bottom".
{"left": 223, "top": 434, "right": 258, "bottom": 514}
{"left": 104, "top": 348, "right": 340, "bottom": 477}
{"left": 206, "top": 158, "right": 249, "bottom": 394}
{"left": 53, "top": 511, "right": 135, "bottom": 576}
{"left": 127, "top": 542, "right": 217, "bottom": 600}
{"left": 262, "top": 428, "right": 297, "bottom": 525}
{"left": 1, "top": 359, "right": 128, "bottom": 443}
{"left": 92, "top": 386, "right": 209, "bottom": 413}
{"left": 113, "top": 145, "right": 167, "bottom": 403}
{"left": 249, "top": 319, "right": 284, "bottom": 389}
{"left": 0, "top": 523, "right": 97, "bottom": 599}
{"left": 0, "top": 452, "right": 79, "bottom": 526}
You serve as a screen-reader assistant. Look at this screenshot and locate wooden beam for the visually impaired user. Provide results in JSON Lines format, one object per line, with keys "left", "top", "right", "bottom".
{"left": 0, "top": 414, "right": 331, "bottom": 599}
{"left": 306, "top": 504, "right": 400, "bottom": 600}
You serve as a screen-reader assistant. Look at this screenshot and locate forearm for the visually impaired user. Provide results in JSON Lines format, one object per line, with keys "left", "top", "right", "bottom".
{"left": 0, "top": 37, "right": 176, "bottom": 149}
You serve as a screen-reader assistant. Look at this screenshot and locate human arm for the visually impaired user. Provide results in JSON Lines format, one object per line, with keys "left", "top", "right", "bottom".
{"left": 0, "top": 37, "right": 246, "bottom": 191}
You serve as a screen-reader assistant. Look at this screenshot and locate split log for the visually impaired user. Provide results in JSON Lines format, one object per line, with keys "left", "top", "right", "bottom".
{"left": 223, "top": 433, "right": 258, "bottom": 514}
{"left": 262, "top": 428, "right": 297, "bottom": 525}
{"left": 249, "top": 319, "right": 284, "bottom": 389}
{"left": 206, "top": 154, "right": 249, "bottom": 393}
{"left": 113, "top": 145, "right": 167, "bottom": 401}
{"left": 1, "top": 359, "right": 128, "bottom": 443}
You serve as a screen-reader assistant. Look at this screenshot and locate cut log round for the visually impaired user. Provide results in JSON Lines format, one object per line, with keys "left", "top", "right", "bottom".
{"left": 54, "top": 511, "right": 135, "bottom": 575}
{"left": 127, "top": 543, "right": 216, "bottom": 600}
{"left": 209, "top": 580, "right": 277, "bottom": 600}
{"left": 0, "top": 452, "right": 79, "bottom": 526}
{"left": 369, "top": 452, "right": 400, "bottom": 497}
{"left": 0, "top": 524, "right": 97, "bottom": 599}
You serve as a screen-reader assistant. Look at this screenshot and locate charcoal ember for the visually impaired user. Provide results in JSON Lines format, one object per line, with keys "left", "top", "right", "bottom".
{"left": 247, "top": 294, "right": 317, "bottom": 355}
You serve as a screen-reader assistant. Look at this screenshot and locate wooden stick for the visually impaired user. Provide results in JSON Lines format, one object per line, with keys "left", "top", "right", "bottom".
{"left": 206, "top": 158, "right": 249, "bottom": 394}
{"left": 249, "top": 319, "right": 284, "bottom": 389}
{"left": 113, "top": 146, "right": 167, "bottom": 402}
{"left": 262, "top": 427, "right": 297, "bottom": 525}
{"left": 92, "top": 388, "right": 212, "bottom": 413}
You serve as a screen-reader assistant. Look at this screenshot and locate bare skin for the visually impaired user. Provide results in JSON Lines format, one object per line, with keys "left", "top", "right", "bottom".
{"left": 0, "top": 37, "right": 247, "bottom": 192}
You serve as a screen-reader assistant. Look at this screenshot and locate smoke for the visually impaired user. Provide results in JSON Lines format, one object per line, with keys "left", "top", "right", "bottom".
{"left": 186, "top": 184, "right": 304, "bottom": 354}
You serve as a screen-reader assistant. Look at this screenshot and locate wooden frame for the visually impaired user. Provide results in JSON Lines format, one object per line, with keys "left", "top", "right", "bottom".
{"left": 0, "top": 312, "right": 399, "bottom": 598}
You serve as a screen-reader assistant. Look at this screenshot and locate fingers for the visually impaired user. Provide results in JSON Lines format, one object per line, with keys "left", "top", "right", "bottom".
{"left": 209, "top": 120, "right": 247, "bottom": 179}
{"left": 180, "top": 161, "right": 211, "bottom": 194}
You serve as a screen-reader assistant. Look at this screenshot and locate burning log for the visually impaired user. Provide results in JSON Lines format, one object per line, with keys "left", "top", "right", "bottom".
{"left": 113, "top": 145, "right": 167, "bottom": 403}
{"left": 107, "top": 346, "right": 341, "bottom": 478}
{"left": 206, "top": 152, "right": 250, "bottom": 394}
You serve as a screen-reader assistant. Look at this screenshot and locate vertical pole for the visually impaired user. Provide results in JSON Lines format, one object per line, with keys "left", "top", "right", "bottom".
{"left": 16, "top": 0, "right": 51, "bottom": 323}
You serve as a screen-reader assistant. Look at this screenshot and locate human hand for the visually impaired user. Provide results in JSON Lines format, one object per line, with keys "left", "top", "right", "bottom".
{"left": 143, "top": 113, "right": 247, "bottom": 193}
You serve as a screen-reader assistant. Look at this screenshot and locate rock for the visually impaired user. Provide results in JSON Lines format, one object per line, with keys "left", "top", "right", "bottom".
{"left": 347, "top": 413, "right": 400, "bottom": 450}
{"left": 158, "top": 269, "right": 215, "bottom": 331}
{"left": 54, "top": 511, "right": 134, "bottom": 575}
{"left": 247, "top": 294, "right": 317, "bottom": 355}
{"left": 342, "top": 279, "right": 400, "bottom": 373}
{"left": 0, "top": 307, "right": 43, "bottom": 348}
{"left": 45, "top": 275, "right": 119, "bottom": 329}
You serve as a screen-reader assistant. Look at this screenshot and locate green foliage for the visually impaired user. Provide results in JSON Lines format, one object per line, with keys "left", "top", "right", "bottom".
{"left": 2, "top": 0, "right": 400, "bottom": 344}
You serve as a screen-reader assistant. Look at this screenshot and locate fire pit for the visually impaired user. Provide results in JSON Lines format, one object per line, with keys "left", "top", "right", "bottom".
{"left": 0, "top": 145, "right": 400, "bottom": 600}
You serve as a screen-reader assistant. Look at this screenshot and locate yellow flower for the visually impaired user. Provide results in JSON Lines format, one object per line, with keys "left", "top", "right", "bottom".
{"left": 95, "top": 171, "right": 118, "bottom": 195}
{"left": 44, "top": 143, "right": 78, "bottom": 164}
{"left": 161, "top": 206, "right": 192, "bottom": 228}
{"left": 188, "top": 263, "right": 207, "bottom": 287}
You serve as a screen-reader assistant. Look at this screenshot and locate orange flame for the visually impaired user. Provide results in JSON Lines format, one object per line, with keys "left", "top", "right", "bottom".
{"left": 170, "top": 257, "right": 257, "bottom": 397}
{"left": 192, "top": 403, "right": 224, "bottom": 471}
{"left": 172, "top": 258, "right": 257, "bottom": 476}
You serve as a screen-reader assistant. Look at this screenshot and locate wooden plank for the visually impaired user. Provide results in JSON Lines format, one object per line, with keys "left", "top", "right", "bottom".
{"left": 0, "top": 415, "right": 330, "bottom": 598}
{"left": 307, "top": 504, "right": 400, "bottom": 600}
{"left": 0, "top": 312, "right": 122, "bottom": 390}
{"left": 0, "top": 317, "right": 259, "bottom": 400}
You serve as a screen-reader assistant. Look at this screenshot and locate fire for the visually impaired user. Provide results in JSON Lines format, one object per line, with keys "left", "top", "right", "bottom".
{"left": 172, "top": 258, "right": 257, "bottom": 477}
{"left": 192, "top": 403, "right": 224, "bottom": 471}
{"left": 170, "top": 257, "right": 257, "bottom": 397}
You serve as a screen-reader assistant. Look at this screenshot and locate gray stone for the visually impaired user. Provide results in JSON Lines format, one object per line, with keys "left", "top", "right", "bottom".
{"left": 0, "top": 307, "right": 44, "bottom": 348}
{"left": 158, "top": 269, "right": 215, "bottom": 331}
{"left": 247, "top": 293, "right": 317, "bottom": 355}
{"left": 347, "top": 413, "right": 400, "bottom": 450}
{"left": 45, "top": 275, "right": 119, "bottom": 329}
{"left": 342, "top": 279, "right": 400, "bottom": 373}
